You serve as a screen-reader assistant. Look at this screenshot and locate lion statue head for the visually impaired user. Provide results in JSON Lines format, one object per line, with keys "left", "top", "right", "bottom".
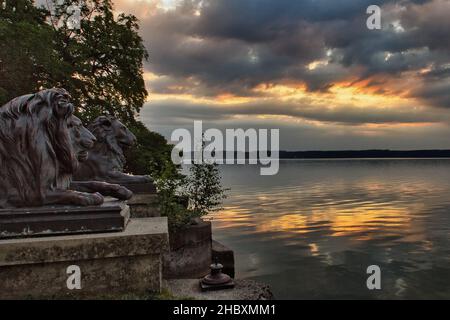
{"left": 62, "top": 114, "right": 98, "bottom": 187}
{"left": 0, "top": 88, "right": 100, "bottom": 208}
{"left": 87, "top": 115, "right": 137, "bottom": 172}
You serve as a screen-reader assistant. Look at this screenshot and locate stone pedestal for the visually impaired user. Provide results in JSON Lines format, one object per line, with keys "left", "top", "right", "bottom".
{"left": 128, "top": 193, "right": 160, "bottom": 218}
{"left": 163, "top": 221, "right": 212, "bottom": 279}
{"left": 0, "top": 217, "right": 169, "bottom": 299}
{"left": 0, "top": 200, "right": 129, "bottom": 240}
{"left": 122, "top": 181, "right": 160, "bottom": 218}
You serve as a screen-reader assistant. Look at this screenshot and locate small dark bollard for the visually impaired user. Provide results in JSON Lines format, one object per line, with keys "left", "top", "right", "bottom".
{"left": 200, "top": 258, "right": 235, "bottom": 291}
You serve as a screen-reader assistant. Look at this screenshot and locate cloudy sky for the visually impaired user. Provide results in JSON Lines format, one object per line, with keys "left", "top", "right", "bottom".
{"left": 116, "top": 0, "right": 450, "bottom": 150}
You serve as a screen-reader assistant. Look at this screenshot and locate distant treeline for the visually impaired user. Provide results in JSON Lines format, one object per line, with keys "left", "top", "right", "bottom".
{"left": 189, "top": 150, "right": 450, "bottom": 159}
{"left": 280, "top": 150, "right": 450, "bottom": 159}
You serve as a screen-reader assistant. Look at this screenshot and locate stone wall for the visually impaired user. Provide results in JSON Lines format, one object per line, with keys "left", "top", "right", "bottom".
{"left": 0, "top": 217, "right": 169, "bottom": 299}
{"left": 163, "top": 221, "right": 212, "bottom": 279}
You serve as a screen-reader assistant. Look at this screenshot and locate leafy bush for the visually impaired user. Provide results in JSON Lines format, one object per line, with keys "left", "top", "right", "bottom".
{"left": 186, "top": 162, "right": 227, "bottom": 217}
{"left": 147, "top": 138, "right": 228, "bottom": 231}
{"left": 125, "top": 121, "right": 174, "bottom": 176}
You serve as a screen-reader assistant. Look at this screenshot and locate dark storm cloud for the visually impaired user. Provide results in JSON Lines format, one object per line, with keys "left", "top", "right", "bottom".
{"left": 414, "top": 79, "right": 450, "bottom": 109}
{"left": 135, "top": 0, "right": 450, "bottom": 108}
{"left": 401, "top": 0, "right": 450, "bottom": 52}
{"left": 398, "top": 0, "right": 450, "bottom": 108}
{"left": 195, "top": 0, "right": 392, "bottom": 42}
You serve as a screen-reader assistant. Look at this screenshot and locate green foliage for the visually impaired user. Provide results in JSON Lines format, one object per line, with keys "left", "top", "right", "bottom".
{"left": 124, "top": 122, "right": 197, "bottom": 231}
{"left": 0, "top": 0, "right": 66, "bottom": 104}
{"left": 151, "top": 139, "right": 228, "bottom": 231}
{"left": 48, "top": 0, "right": 149, "bottom": 124}
{"left": 152, "top": 159, "right": 190, "bottom": 231}
{"left": 125, "top": 121, "right": 174, "bottom": 176}
{"left": 125, "top": 123, "right": 227, "bottom": 232}
{"left": 186, "top": 162, "right": 227, "bottom": 217}
{"left": 0, "top": 0, "right": 148, "bottom": 125}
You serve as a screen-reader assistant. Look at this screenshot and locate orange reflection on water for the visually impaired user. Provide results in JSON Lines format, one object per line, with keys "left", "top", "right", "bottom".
{"left": 214, "top": 193, "right": 426, "bottom": 243}
{"left": 211, "top": 206, "right": 254, "bottom": 229}
{"left": 317, "top": 207, "right": 412, "bottom": 240}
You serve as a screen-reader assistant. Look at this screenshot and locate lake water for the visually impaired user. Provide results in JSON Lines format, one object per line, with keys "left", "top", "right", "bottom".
{"left": 209, "top": 159, "right": 450, "bottom": 299}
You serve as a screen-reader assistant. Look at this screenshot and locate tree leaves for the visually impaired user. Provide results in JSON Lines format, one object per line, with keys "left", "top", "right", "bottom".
{"left": 0, "top": 0, "right": 148, "bottom": 126}
{"left": 51, "top": 0, "right": 148, "bottom": 124}
{"left": 0, "top": 0, "right": 64, "bottom": 103}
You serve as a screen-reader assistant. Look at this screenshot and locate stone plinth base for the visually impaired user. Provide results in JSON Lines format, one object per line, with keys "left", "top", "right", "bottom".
{"left": 0, "top": 217, "right": 168, "bottom": 299}
{"left": 163, "top": 221, "right": 212, "bottom": 279}
{"left": 128, "top": 193, "right": 160, "bottom": 218}
{"left": 0, "top": 200, "right": 129, "bottom": 240}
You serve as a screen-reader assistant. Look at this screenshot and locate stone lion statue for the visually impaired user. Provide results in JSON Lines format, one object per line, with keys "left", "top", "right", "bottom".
{"left": 74, "top": 115, "right": 153, "bottom": 185}
{"left": 68, "top": 115, "right": 133, "bottom": 202}
{"left": 0, "top": 89, "right": 131, "bottom": 208}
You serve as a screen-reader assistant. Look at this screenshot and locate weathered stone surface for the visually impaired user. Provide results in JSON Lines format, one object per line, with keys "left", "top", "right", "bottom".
{"left": 0, "top": 199, "right": 130, "bottom": 240}
{"left": 163, "top": 221, "right": 212, "bottom": 279}
{"left": 0, "top": 217, "right": 169, "bottom": 299}
{"left": 0, "top": 254, "right": 161, "bottom": 300}
{"left": 169, "top": 220, "right": 212, "bottom": 251}
{"left": 165, "top": 279, "right": 274, "bottom": 300}
{"left": 121, "top": 182, "right": 157, "bottom": 194}
{"left": 128, "top": 193, "right": 160, "bottom": 218}
{"left": 212, "top": 240, "right": 235, "bottom": 278}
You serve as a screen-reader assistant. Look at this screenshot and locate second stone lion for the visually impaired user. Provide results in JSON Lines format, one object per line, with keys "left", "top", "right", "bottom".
{"left": 74, "top": 115, "right": 154, "bottom": 191}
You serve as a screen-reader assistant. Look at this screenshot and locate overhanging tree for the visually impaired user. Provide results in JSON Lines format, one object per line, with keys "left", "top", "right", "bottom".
{"left": 1, "top": 0, "right": 148, "bottom": 125}
{"left": 48, "top": 0, "right": 149, "bottom": 124}
{"left": 0, "top": 0, "right": 64, "bottom": 104}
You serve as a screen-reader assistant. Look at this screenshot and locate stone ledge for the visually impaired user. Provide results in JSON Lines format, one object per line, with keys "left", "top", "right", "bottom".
{"left": 0, "top": 217, "right": 169, "bottom": 299}
{"left": 128, "top": 193, "right": 160, "bottom": 218}
{"left": 127, "top": 193, "right": 158, "bottom": 206}
{"left": 0, "top": 199, "right": 130, "bottom": 240}
{"left": 0, "top": 217, "right": 168, "bottom": 266}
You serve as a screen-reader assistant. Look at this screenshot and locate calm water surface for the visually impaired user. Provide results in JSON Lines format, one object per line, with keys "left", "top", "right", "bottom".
{"left": 209, "top": 159, "right": 450, "bottom": 299}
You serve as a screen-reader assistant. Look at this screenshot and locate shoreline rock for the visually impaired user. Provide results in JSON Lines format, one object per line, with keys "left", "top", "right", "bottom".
{"left": 165, "top": 279, "right": 274, "bottom": 300}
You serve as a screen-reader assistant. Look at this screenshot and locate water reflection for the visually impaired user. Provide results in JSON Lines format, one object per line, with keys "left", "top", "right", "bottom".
{"left": 209, "top": 159, "right": 450, "bottom": 299}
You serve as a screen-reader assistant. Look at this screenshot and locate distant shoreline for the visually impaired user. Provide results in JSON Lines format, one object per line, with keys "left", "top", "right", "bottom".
{"left": 278, "top": 150, "right": 450, "bottom": 159}
{"left": 189, "top": 150, "right": 450, "bottom": 160}
{"left": 187, "top": 150, "right": 450, "bottom": 160}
